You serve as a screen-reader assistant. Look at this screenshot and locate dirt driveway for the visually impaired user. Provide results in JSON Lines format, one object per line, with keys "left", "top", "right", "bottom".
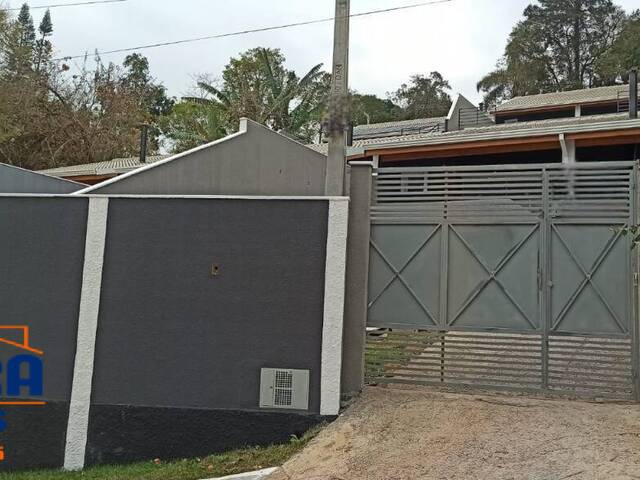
{"left": 270, "top": 386, "right": 640, "bottom": 480}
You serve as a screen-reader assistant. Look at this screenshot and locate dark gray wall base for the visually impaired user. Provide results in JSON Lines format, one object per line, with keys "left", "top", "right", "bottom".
{"left": 85, "top": 405, "right": 329, "bottom": 466}
{"left": 0, "top": 402, "right": 69, "bottom": 472}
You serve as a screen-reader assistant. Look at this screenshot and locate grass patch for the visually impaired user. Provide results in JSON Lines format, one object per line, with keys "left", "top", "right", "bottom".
{"left": 0, "top": 427, "right": 321, "bottom": 480}
{"left": 365, "top": 330, "right": 438, "bottom": 381}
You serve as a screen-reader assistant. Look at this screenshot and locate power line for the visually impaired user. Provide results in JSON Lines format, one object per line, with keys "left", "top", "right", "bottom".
{"left": 5, "top": 0, "right": 126, "bottom": 11}
{"left": 55, "top": 0, "right": 452, "bottom": 61}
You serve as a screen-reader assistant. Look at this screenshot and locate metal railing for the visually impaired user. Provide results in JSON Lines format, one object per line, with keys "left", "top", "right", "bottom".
{"left": 457, "top": 107, "right": 495, "bottom": 130}
{"left": 353, "top": 122, "right": 442, "bottom": 141}
{"left": 617, "top": 92, "right": 640, "bottom": 113}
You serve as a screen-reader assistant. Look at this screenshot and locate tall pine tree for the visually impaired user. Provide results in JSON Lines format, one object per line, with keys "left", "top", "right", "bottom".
{"left": 35, "top": 9, "right": 53, "bottom": 71}
{"left": 5, "top": 4, "right": 36, "bottom": 76}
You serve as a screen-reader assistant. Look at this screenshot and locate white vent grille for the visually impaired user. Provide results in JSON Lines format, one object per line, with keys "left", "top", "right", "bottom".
{"left": 260, "top": 368, "right": 309, "bottom": 410}
{"left": 274, "top": 371, "right": 293, "bottom": 406}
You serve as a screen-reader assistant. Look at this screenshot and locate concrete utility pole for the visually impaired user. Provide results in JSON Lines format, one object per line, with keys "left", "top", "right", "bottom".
{"left": 139, "top": 123, "right": 149, "bottom": 164}
{"left": 325, "top": 0, "right": 350, "bottom": 196}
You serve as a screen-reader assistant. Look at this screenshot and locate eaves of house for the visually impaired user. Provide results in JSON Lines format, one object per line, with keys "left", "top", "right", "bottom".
{"left": 311, "top": 113, "right": 640, "bottom": 163}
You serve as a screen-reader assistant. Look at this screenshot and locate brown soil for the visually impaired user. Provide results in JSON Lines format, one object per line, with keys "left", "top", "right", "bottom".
{"left": 270, "top": 386, "right": 640, "bottom": 480}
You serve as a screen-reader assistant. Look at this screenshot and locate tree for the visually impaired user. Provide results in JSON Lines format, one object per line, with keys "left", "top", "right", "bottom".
{"left": 477, "top": 21, "right": 553, "bottom": 105}
{"left": 120, "top": 53, "right": 174, "bottom": 150}
{"left": 478, "top": 0, "right": 629, "bottom": 106}
{"left": 596, "top": 10, "right": 640, "bottom": 83}
{"left": 391, "top": 72, "right": 452, "bottom": 119}
{"left": 16, "top": 4, "right": 35, "bottom": 46}
{"left": 0, "top": 6, "right": 169, "bottom": 169}
{"left": 160, "top": 100, "right": 228, "bottom": 153}
{"left": 350, "top": 93, "right": 402, "bottom": 126}
{"left": 0, "top": 26, "right": 169, "bottom": 170}
{"left": 4, "top": 4, "right": 36, "bottom": 76}
{"left": 35, "top": 9, "right": 52, "bottom": 71}
{"left": 193, "top": 48, "right": 329, "bottom": 141}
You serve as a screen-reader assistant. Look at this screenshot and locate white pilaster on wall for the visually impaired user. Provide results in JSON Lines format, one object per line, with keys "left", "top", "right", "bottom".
{"left": 320, "top": 198, "right": 349, "bottom": 416}
{"left": 64, "top": 197, "right": 109, "bottom": 471}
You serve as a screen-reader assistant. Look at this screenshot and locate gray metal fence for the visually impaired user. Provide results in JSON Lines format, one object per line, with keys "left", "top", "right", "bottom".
{"left": 366, "top": 161, "right": 639, "bottom": 400}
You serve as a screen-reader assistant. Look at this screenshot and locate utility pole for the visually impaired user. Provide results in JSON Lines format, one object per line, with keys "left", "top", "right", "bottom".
{"left": 325, "top": 0, "right": 350, "bottom": 196}
{"left": 139, "top": 123, "right": 149, "bottom": 164}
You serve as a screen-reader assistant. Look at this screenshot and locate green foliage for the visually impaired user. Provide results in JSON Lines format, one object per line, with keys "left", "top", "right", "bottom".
{"left": 597, "top": 10, "right": 640, "bottom": 82}
{"left": 170, "top": 51, "right": 456, "bottom": 146}
{"left": 190, "top": 47, "right": 329, "bottom": 143}
{"left": 0, "top": 426, "right": 322, "bottom": 480}
{"left": 37, "top": 9, "right": 52, "bottom": 37}
{"left": 350, "top": 93, "right": 402, "bottom": 126}
{"left": 120, "top": 53, "right": 175, "bottom": 149}
{"left": 478, "top": 0, "right": 630, "bottom": 106}
{"left": 390, "top": 72, "right": 452, "bottom": 119}
{"left": 4, "top": 4, "right": 36, "bottom": 76}
{"left": 618, "top": 224, "right": 640, "bottom": 249}
{"left": 34, "top": 9, "right": 53, "bottom": 71}
{"left": 0, "top": 4, "right": 173, "bottom": 169}
{"left": 121, "top": 53, "right": 174, "bottom": 118}
{"left": 16, "top": 4, "right": 35, "bottom": 46}
{"left": 160, "top": 100, "right": 228, "bottom": 152}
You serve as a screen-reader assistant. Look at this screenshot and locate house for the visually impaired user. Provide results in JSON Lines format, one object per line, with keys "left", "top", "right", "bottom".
{"left": 0, "top": 162, "right": 82, "bottom": 194}
{"left": 494, "top": 83, "right": 636, "bottom": 123}
{"left": 310, "top": 84, "right": 640, "bottom": 168}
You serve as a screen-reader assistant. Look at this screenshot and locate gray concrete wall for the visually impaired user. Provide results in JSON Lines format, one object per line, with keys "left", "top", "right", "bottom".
{"left": 341, "top": 163, "right": 372, "bottom": 396}
{"left": 0, "top": 197, "right": 88, "bottom": 470}
{"left": 0, "top": 194, "right": 347, "bottom": 471}
{"left": 83, "top": 119, "right": 327, "bottom": 195}
{"left": 0, "top": 163, "right": 83, "bottom": 194}
{"left": 92, "top": 198, "right": 328, "bottom": 413}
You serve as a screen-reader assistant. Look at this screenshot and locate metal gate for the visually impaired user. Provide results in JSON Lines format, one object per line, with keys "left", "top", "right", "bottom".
{"left": 366, "top": 161, "right": 639, "bottom": 400}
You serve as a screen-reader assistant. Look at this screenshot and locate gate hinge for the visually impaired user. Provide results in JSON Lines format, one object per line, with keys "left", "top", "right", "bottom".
{"left": 635, "top": 273, "right": 639, "bottom": 286}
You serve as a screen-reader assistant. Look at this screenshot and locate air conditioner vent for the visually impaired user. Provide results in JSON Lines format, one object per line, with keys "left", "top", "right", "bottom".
{"left": 260, "top": 368, "right": 309, "bottom": 410}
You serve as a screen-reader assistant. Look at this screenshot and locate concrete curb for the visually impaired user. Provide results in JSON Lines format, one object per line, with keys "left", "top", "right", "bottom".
{"left": 203, "top": 467, "right": 279, "bottom": 480}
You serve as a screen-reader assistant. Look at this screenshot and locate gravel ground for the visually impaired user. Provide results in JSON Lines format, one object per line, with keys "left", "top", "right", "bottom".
{"left": 270, "top": 386, "right": 640, "bottom": 480}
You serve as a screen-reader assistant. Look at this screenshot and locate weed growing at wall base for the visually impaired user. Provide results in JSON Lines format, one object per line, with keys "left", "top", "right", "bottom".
{"left": 0, "top": 427, "right": 321, "bottom": 480}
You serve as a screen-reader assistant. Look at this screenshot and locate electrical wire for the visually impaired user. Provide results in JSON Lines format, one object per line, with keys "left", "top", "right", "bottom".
{"left": 54, "top": 0, "right": 453, "bottom": 61}
{"left": 5, "top": 0, "right": 126, "bottom": 11}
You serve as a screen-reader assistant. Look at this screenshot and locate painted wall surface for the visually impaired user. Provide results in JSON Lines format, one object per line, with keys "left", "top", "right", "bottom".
{"left": 85, "top": 119, "right": 327, "bottom": 196}
{"left": 0, "top": 163, "right": 82, "bottom": 194}
{"left": 88, "top": 198, "right": 329, "bottom": 464}
{"left": 0, "top": 195, "right": 344, "bottom": 471}
{"left": 0, "top": 197, "right": 88, "bottom": 470}
{"left": 92, "top": 198, "right": 327, "bottom": 409}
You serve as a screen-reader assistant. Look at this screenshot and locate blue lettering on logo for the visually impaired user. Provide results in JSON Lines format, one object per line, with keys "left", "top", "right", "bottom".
{"left": 3, "top": 355, "right": 43, "bottom": 397}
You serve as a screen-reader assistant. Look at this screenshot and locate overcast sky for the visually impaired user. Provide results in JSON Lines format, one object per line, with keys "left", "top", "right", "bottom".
{"left": 9, "top": 0, "right": 640, "bottom": 105}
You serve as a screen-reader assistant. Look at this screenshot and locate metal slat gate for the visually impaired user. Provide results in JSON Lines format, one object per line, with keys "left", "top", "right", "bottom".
{"left": 366, "top": 161, "right": 639, "bottom": 400}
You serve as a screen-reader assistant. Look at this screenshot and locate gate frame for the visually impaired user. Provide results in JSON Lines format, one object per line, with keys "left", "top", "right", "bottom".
{"left": 361, "top": 160, "right": 640, "bottom": 400}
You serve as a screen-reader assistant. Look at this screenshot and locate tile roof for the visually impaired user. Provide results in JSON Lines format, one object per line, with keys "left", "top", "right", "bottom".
{"left": 353, "top": 117, "right": 445, "bottom": 139}
{"left": 38, "top": 155, "right": 169, "bottom": 177}
{"left": 309, "top": 112, "right": 638, "bottom": 154}
{"left": 496, "top": 84, "right": 637, "bottom": 112}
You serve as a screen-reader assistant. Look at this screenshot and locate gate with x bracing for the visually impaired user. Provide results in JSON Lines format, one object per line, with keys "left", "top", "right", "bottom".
{"left": 366, "top": 161, "right": 639, "bottom": 400}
